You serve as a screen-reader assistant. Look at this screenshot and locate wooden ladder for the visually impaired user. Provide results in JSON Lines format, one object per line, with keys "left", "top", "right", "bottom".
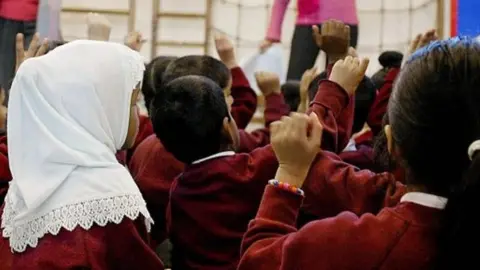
{"left": 151, "top": 0, "right": 213, "bottom": 58}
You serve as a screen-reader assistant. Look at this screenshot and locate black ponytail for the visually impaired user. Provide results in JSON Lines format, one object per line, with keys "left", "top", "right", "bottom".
{"left": 435, "top": 150, "right": 480, "bottom": 269}
{"left": 386, "top": 37, "right": 480, "bottom": 269}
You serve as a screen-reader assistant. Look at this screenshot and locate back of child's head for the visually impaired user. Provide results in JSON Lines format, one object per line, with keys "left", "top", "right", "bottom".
{"left": 45, "top": 40, "right": 67, "bottom": 54}
{"left": 386, "top": 37, "right": 480, "bottom": 269}
{"left": 371, "top": 50, "right": 403, "bottom": 89}
{"left": 308, "top": 71, "right": 376, "bottom": 134}
{"left": 150, "top": 75, "right": 230, "bottom": 164}
{"left": 281, "top": 81, "right": 301, "bottom": 112}
{"left": 142, "top": 56, "right": 177, "bottom": 112}
{"left": 161, "top": 55, "right": 230, "bottom": 89}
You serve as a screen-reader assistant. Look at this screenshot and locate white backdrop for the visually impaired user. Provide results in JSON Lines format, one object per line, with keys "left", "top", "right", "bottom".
{"left": 60, "top": 0, "right": 448, "bottom": 76}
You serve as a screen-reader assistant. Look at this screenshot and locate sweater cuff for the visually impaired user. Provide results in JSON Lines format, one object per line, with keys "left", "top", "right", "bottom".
{"left": 256, "top": 185, "right": 303, "bottom": 226}
{"left": 312, "top": 80, "right": 350, "bottom": 118}
{"left": 230, "top": 67, "right": 250, "bottom": 88}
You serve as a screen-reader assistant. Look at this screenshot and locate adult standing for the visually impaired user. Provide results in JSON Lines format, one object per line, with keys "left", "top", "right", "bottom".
{"left": 260, "top": 0, "right": 358, "bottom": 80}
{"left": 0, "top": 0, "right": 39, "bottom": 95}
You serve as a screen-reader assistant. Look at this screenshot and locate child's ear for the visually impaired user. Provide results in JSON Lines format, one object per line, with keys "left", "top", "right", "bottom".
{"left": 221, "top": 117, "right": 234, "bottom": 145}
{"left": 384, "top": 124, "right": 393, "bottom": 154}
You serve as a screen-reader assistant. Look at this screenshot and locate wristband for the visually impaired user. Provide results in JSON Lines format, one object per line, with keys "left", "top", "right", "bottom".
{"left": 268, "top": 179, "right": 305, "bottom": 197}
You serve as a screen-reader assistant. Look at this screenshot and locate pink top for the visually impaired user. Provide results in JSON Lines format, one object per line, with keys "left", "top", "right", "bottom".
{"left": 266, "top": 0, "right": 358, "bottom": 41}
{"left": 0, "top": 0, "right": 39, "bottom": 21}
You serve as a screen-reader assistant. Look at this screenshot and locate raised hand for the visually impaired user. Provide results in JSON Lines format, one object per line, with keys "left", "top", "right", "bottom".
{"left": 298, "top": 67, "right": 318, "bottom": 113}
{"left": 270, "top": 112, "right": 323, "bottom": 187}
{"left": 214, "top": 32, "right": 237, "bottom": 69}
{"left": 259, "top": 39, "right": 278, "bottom": 53}
{"left": 15, "top": 33, "right": 49, "bottom": 72}
{"left": 255, "top": 71, "right": 281, "bottom": 97}
{"left": 86, "top": 12, "right": 112, "bottom": 41}
{"left": 124, "top": 31, "right": 146, "bottom": 52}
{"left": 312, "top": 20, "right": 350, "bottom": 63}
{"left": 329, "top": 56, "right": 369, "bottom": 95}
{"left": 407, "top": 29, "right": 438, "bottom": 57}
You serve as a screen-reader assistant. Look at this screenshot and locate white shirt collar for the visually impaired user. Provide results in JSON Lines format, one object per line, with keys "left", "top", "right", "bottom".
{"left": 342, "top": 138, "right": 357, "bottom": 152}
{"left": 400, "top": 192, "right": 448, "bottom": 209}
{"left": 191, "top": 151, "right": 235, "bottom": 165}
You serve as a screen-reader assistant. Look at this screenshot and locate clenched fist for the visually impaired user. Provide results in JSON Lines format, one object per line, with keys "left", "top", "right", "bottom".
{"left": 329, "top": 56, "right": 369, "bottom": 95}
{"left": 87, "top": 13, "right": 112, "bottom": 41}
{"left": 214, "top": 32, "right": 237, "bottom": 69}
{"left": 255, "top": 71, "right": 281, "bottom": 96}
{"left": 313, "top": 19, "right": 350, "bottom": 63}
{"left": 270, "top": 112, "right": 323, "bottom": 187}
{"left": 124, "top": 31, "right": 146, "bottom": 52}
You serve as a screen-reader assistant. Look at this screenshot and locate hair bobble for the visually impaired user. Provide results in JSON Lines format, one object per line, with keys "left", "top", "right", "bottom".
{"left": 467, "top": 140, "right": 480, "bottom": 160}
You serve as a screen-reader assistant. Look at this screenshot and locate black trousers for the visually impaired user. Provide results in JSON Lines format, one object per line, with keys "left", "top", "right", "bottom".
{"left": 0, "top": 17, "right": 36, "bottom": 98}
{"left": 286, "top": 24, "right": 359, "bottom": 81}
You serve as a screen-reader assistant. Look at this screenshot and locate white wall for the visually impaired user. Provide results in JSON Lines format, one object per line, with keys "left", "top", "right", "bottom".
{"left": 61, "top": 0, "right": 442, "bottom": 75}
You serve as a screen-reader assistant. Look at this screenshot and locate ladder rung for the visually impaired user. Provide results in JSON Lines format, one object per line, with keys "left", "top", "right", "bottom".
{"left": 157, "top": 12, "right": 206, "bottom": 19}
{"left": 62, "top": 7, "right": 130, "bottom": 16}
{"left": 156, "top": 41, "right": 206, "bottom": 47}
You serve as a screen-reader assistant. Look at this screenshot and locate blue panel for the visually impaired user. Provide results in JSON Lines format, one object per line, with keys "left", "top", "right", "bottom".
{"left": 458, "top": 0, "right": 480, "bottom": 36}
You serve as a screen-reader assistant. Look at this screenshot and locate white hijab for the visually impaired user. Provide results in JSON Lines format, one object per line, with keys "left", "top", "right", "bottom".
{"left": 1, "top": 40, "right": 152, "bottom": 253}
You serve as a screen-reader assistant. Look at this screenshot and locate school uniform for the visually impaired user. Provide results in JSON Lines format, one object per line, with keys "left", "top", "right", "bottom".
{"left": 2, "top": 40, "right": 162, "bottom": 269}
{"left": 239, "top": 186, "right": 443, "bottom": 270}
{"left": 4, "top": 217, "right": 163, "bottom": 270}
{"left": 166, "top": 80, "right": 357, "bottom": 269}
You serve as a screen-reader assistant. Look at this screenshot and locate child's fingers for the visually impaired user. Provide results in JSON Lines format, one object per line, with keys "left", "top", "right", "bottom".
{"left": 35, "top": 39, "right": 49, "bottom": 57}
{"left": 26, "top": 33, "right": 40, "bottom": 58}
{"left": 308, "top": 112, "right": 323, "bottom": 148}
{"left": 359, "top": 58, "right": 370, "bottom": 75}
{"left": 15, "top": 33, "right": 25, "bottom": 67}
{"left": 409, "top": 34, "right": 422, "bottom": 52}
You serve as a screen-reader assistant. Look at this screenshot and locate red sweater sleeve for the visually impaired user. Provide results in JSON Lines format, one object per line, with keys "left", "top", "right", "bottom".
{"left": 367, "top": 67, "right": 401, "bottom": 136}
{"left": 263, "top": 93, "right": 289, "bottom": 126}
{"left": 322, "top": 63, "right": 355, "bottom": 152}
{"left": 239, "top": 186, "right": 393, "bottom": 270}
{"left": 301, "top": 151, "right": 405, "bottom": 221}
{"left": 237, "top": 93, "right": 289, "bottom": 153}
{"left": 230, "top": 67, "right": 258, "bottom": 129}
{"left": 306, "top": 80, "right": 351, "bottom": 153}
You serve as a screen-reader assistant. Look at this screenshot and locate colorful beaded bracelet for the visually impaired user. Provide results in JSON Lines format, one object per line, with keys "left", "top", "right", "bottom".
{"left": 268, "top": 179, "right": 305, "bottom": 197}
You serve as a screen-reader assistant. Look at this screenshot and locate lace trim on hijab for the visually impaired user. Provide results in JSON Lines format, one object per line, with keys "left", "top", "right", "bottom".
{"left": 1, "top": 193, "right": 153, "bottom": 253}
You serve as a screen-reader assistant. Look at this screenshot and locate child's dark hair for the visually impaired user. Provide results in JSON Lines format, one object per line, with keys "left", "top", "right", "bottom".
{"left": 309, "top": 72, "right": 376, "bottom": 134}
{"left": 161, "top": 55, "right": 230, "bottom": 89}
{"left": 388, "top": 37, "right": 480, "bottom": 269}
{"left": 371, "top": 51, "right": 403, "bottom": 89}
{"left": 281, "top": 81, "right": 300, "bottom": 112}
{"left": 46, "top": 40, "right": 67, "bottom": 54}
{"left": 142, "top": 56, "right": 177, "bottom": 112}
{"left": 150, "top": 75, "right": 230, "bottom": 164}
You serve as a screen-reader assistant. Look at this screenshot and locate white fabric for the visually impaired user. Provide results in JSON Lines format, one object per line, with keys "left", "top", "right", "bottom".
{"left": 400, "top": 192, "right": 448, "bottom": 210}
{"left": 240, "top": 45, "right": 286, "bottom": 94}
{"left": 192, "top": 151, "right": 236, "bottom": 165}
{"left": 342, "top": 138, "right": 357, "bottom": 152}
{"left": 2, "top": 40, "right": 152, "bottom": 253}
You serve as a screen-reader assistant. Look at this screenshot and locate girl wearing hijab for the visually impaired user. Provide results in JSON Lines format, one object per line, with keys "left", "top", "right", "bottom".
{"left": 1, "top": 40, "right": 164, "bottom": 269}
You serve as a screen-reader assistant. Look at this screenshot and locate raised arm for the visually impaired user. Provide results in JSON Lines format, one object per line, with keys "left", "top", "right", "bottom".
{"left": 215, "top": 33, "right": 257, "bottom": 128}
{"left": 260, "top": 0, "right": 291, "bottom": 51}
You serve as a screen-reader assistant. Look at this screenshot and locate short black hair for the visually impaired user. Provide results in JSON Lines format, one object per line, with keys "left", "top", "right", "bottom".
{"left": 281, "top": 81, "right": 301, "bottom": 112}
{"left": 309, "top": 72, "right": 376, "bottom": 134}
{"left": 143, "top": 56, "right": 177, "bottom": 112}
{"left": 150, "top": 75, "right": 230, "bottom": 164}
{"left": 161, "top": 55, "right": 230, "bottom": 89}
{"left": 45, "top": 40, "right": 67, "bottom": 54}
